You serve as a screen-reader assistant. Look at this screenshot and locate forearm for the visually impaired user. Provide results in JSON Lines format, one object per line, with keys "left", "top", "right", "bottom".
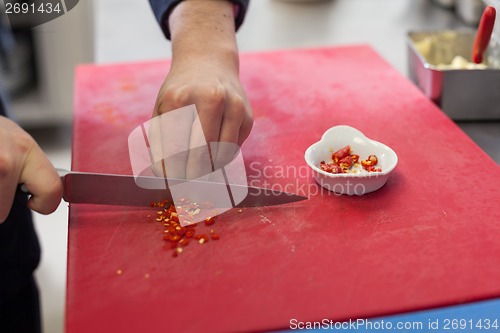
{"left": 169, "top": 1, "right": 239, "bottom": 74}
{"left": 151, "top": 0, "right": 253, "bottom": 175}
{"left": 148, "top": 0, "right": 249, "bottom": 40}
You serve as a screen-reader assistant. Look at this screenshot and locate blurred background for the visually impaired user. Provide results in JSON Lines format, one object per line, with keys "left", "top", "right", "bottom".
{"left": 1, "top": 0, "right": 498, "bottom": 332}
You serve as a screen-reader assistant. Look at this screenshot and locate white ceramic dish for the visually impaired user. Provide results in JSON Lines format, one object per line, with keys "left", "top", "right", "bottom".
{"left": 304, "top": 125, "right": 398, "bottom": 195}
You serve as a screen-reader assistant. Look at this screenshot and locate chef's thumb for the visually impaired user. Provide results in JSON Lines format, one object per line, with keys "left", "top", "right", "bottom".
{"left": 20, "top": 146, "right": 63, "bottom": 215}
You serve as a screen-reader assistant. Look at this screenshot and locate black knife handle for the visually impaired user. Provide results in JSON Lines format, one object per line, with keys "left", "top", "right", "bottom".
{"left": 16, "top": 168, "right": 68, "bottom": 196}
{"left": 16, "top": 183, "right": 30, "bottom": 196}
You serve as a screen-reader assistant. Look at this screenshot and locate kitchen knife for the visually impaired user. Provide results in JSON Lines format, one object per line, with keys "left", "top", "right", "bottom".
{"left": 18, "top": 170, "right": 308, "bottom": 208}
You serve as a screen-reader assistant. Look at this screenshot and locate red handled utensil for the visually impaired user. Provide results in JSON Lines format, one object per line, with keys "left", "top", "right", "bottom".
{"left": 472, "top": 6, "right": 496, "bottom": 64}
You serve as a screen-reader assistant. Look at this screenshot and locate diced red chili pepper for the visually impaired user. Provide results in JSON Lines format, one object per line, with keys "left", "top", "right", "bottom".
{"left": 363, "top": 165, "right": 381, "bottom": 172}
{"left": 169, "top": 235, "right": 181, "bottom": 242}
{"left": 339, "top": 155, "right": 354, "bottom": 171}
{"left": 332, "top": 145, "right": 351, "bottom": 163}
{"left": 368, "top": 155, "right": 378, "bottom": 165}
{"left": 320, "top": 147, "right": 381, "bottom": 174}
{"left": 329, "top": 165, "right": 344, "bottom": 174}
{"left": 320, "top": 161, "right": 331, "bottom": 173}
{"left": 198, "top": 234, "right": 209, "bottom": 243}
{"left": 364, "top": 165, "right": 375, "bottom": 172}
{"left": 169, "top": 212, "right": 178, "bottom": 222}
{"left": 150, "top": 197, "right": 223, "bottom": 258}
{"left": 361, "top": 159, "right": 373, "bottom": 168}
{"left": 361, "top": 154, "right": 381, "bottom": 172}
{"left": 204, "top": 216, "right": 215, "bottom": 226}
{"left": 185, "top": 229, "right": 195, "bottom": 238}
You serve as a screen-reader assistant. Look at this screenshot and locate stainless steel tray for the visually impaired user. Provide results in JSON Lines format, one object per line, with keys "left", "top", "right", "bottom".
{"left": 407, "top": 29, "right": 500, "bottom": 120}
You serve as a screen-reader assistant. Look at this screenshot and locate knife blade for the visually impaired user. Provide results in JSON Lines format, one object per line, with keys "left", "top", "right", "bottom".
{"left": 18, "top": 171, "right": 308, "bottom": 208}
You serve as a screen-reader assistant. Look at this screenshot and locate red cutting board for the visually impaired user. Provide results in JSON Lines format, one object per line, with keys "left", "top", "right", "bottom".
{"left": 66, "top": 45, "right": 500, "bottom": 333}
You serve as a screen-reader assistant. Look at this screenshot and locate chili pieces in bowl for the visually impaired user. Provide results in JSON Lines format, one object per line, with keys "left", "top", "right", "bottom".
{"left": 304, "top": 125, "right": 398, "bottom": 195}
{"left": 319, "top": 145, "right": 382, "bottom": 174}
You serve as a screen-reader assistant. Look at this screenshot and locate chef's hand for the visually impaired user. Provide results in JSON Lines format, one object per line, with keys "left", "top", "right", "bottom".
{"left": 151, "top": 0, "right": 253, "bottom": 180}
{"left": 0, "top": 116, "right": 63, "bottom": 223}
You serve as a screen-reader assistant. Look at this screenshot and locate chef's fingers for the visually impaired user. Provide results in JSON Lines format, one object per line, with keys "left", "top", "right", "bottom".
{"left": 145, "top": 115, "right": 168, "bottom": 178}
{"left": 185, "top": 96, "right": 224, "bottom": 180}
{"left": 214, "top": 92, "right": 252, "bottom": 171}
{"left": 0, "top": 117, "right": 61, "bottom": 222}
{"left": 185, "top": 121, "right": 213, "bottom": 180}
{"left": 213, "top": 126, "right": 240, "bottom": 173}
{"left": 19, "top": 144, "right": 63, "bottom": 215}
{"left": 152, "top": 103, "right": 196, "bottom": 179}
{"left": 238, "top": 105, "right": 253, "bottom": 148}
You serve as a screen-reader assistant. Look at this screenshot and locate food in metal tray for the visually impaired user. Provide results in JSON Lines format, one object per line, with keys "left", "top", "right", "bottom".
{"left": 436, "top": 55, "right": 488, "bottom": 69}
{"left": 414, "top": 36, "right": 488, "bottom": 69}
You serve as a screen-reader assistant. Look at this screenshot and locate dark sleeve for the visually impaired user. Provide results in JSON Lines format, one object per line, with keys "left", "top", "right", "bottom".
{"left": 0, "top": 193, "right": 40, "bottom": 303}
{"left": 148, "top": 0, "right": 249, "bottom": 40}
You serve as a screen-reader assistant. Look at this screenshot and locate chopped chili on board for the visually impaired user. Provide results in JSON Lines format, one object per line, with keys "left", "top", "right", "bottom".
{"left": 149, "top": 199, "right": 222, "bottom": 257}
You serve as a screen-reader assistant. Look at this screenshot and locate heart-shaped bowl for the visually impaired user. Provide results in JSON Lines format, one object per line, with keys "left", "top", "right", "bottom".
{"left": 304, "top": 125, "right": 398, "bottom": 195}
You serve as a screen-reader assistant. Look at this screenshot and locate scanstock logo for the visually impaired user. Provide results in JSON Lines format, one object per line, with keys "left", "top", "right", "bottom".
{"left": 128, "top": 105, "right": 248, "bottom": 226}
{"left": 1, "top": 0, "right": 80, "bottom": 29}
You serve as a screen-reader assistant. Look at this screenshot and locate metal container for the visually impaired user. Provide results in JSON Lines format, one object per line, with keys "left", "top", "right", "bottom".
{"left": 407, "top": 30, "right": 500, "bottom": 120}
